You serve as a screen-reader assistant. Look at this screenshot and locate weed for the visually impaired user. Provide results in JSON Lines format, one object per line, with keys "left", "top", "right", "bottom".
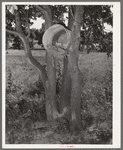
{"left": 81, "top": 67, "right": 112, "bottom": 144}
{"left": 56, "top": 61, "right": 63, "bottom": 95}
{"left": 6, "top": 67, "right": 12, "bottom": 93}
{"left": 5, "top": 53, "right": 112, "bottom": 144}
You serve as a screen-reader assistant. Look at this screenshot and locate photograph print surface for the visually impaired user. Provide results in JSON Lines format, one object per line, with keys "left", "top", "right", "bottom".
{"left": 2, "top": 2, "right": 121, "bottom": 149}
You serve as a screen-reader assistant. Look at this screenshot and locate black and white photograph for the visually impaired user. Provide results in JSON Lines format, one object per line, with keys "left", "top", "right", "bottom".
{"left": 2, "top": 2, "right": 121, "bottom": 149}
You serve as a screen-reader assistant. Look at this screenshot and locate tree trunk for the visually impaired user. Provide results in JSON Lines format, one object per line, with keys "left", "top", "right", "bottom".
{"left": 59, "top": 55, "right": 71, "bottom": 120}
{"left": 7, "top": 5, "right": 84, "bottom": 130}
{"left": 20, "top": 35, "right": 47, "bottom": 88}
{"left": 7, "top": 8, "right": 47, "bottom": 89}
{"left": 58, "top": 6, "right": 84, "bottom": 130}
{"left": 42, "top": 6, "right": 60, "bottom": 121}
{"left": 68, "top": 6, "right": 84, "bottom": 131}
{"left": 45, "top": 51, "right": 57, "bottom": 121}
{"left": 68, "top": 31, "right": 82, "bottom": 131}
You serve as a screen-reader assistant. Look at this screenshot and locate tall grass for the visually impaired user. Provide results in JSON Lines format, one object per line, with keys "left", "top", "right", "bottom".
{"left": 5, "top": 53, "right": 112, "bottom": 144}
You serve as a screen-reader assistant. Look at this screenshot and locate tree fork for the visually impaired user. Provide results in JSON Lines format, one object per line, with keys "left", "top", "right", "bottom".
{"left": 35, "top": 5, "right": 68, "bottom": 121}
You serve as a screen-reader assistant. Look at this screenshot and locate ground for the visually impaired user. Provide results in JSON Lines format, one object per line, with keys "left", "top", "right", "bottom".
{"left": 5, "top": 50, "right": 112, "bottom": 144}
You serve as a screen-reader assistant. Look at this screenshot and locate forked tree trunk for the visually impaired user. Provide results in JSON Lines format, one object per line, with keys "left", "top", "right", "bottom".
{"left": 7, "top": 5, "right": 84, "bottom": 131}
{"left": 43, "top": 5, "right": 84, "bottom": 130}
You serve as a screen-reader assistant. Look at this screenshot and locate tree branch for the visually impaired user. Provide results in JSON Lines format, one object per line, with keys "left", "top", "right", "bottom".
{"left": 33, "top": 5, "right": 53, "bottom": 31}
{"left": 15, "top": 9, "right": 23, "bottom": 33}
{"left": 43, "top": 5, "right": 53, "bottom": 30}
{"left": 69, "top": 6, "right": 74, "bottom": 20}
{"left": 25, "top": 9, "right": 30, "bottom": 39}
{"left": 26, "top": 29, "right": 30, "bottom": 39}
{"left": 6, "top": 29, "right": 22, "bottom": 37}
{"left": 53, "top": 16, "right": 66, "bottom": 27}
{"left": 7, "top": 8, "right": 47, "bottom": 88}
{"left": 34, "top": 5, "right": 46, "bottom": 13}
{"left": 68, "top": 6, "right": 74, "bottom": 29}
{"left": 19, "top": 34, "right": 47, "bottom": 87}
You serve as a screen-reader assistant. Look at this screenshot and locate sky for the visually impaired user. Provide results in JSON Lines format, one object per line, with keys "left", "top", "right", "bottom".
{"left": 104, "top": 23, "right": 113, "bottom": 32}
{"left": 30, "top": 18, "right": 45, "bottom": 29}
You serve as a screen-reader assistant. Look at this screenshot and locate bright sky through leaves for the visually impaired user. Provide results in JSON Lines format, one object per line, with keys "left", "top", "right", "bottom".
{"left": 30, "top": 17, "right": 113, "bottom": 32}
{"left": 30, "top": 6, "right": 113, "bottom": 32}
{"left": 30, "top": 18, "right": 45, "bottom": 29}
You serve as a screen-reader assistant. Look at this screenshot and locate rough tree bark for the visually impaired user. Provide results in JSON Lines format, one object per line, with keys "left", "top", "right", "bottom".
{"left": 61, "top": 6, "right": 84, "bottom": 130}
{"left": 60, "top": 55, "right": 71, "bottom": 116}
{"left": 7, "top": 9, "right": 47, "bottom": 89}
{"left": 39, "top": 6, "right": 57, "bottom": 121}
{"left": 6, "top": 5, "right": 84, "bottom": 131}
{"left": 59, "top": 6, "right": 84, "bottom": 130}
{"left": 69, "top": 5, "right": 84, "bottom": 131}
{"left": 59, "top": 6, "right": 75, "bottom": 119}
{"left": 6, "top": 6, "right": 56, "bottom": 121}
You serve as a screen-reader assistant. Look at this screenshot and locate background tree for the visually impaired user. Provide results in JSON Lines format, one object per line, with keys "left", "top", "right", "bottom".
{"left": 29, "top": 28, "right": 44, "bottom": 49}
{"left": 79, "top": 5, "right": 113, "bottom": 52}
{"left": 98, "top": 31, "right": 113, "bottom": 53}
{"left": 6, "top": 32, "right": 14, "bottom": 49}
{"left": 32, "top": 28, "right": 45, "bottom": 45}
{"left": 12, "top": 36, "right": 24, "bottom": 49}
{"left": 6, "top": 5, "right": 112, "bottom": 131}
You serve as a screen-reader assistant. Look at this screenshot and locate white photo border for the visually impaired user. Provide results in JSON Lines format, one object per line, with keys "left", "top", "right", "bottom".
{"left": 2, "top": 2, "right": 121, "bottom": 149}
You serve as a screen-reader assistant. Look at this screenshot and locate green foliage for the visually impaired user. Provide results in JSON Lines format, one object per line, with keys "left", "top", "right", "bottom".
{"left": 6, "top": 5, "right": 113, "bottom": 53}
{"left": 51, "top": 5, "right": 67, "bottom": 22}
{"left": 84, "top": 5, "right": 113, "bottom": 26}
{"left": 5, "top": 3, "right": 113, "bottom": 142}
{"left": 80, "top": 68, "right": 112, "bottom": 143}
{"left": 6, "top": 67, "right": 12, "bottom": 93}
{"left": 12, "top": 36, "right": 24, "bottom": 50}
{"left": 56, "top": 61, "right": 63, "bottom": 95}
{"left": 31, "top": 28, "right": 45, "bottom": 45}
{"left": 99, "top": 32, "right": 113, "bottom": 53}
{"left": 6, "top": 7, "right": 15, "bottom": 30}
{"left": 81, "top": 5, "right": 113, "bottom": 51}
{"left": 6, "top": 72, "right": 46, "bottom": 143}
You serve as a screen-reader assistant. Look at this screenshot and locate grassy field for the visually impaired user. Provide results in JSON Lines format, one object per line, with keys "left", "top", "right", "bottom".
{"left": 5, "top": 50, "right": 112, "bottom": 144}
